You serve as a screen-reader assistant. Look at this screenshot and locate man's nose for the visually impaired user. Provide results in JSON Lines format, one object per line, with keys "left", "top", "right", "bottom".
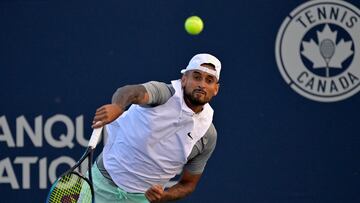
{"left": 197, "top": 79, "right": 207, "bottom": 88}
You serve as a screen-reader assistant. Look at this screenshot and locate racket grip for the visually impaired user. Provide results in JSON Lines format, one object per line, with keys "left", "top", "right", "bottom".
{"left": 88, "top": 125, "right": 103, "bottom": 148}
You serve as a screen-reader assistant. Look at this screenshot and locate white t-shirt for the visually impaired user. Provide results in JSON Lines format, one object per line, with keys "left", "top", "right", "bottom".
{"left": 102, "top": 80, "right": 216, "bottom": 193}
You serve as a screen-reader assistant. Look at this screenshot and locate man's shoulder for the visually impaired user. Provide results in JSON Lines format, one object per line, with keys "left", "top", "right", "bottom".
{"left": 142, "top": 81, "right": 175, "bottom": 105}
{"left": 203, "top": 123, "right": 217, "bottom": 146}
{"left": 206, "top": 123, "right": 217, "bottom": 137}
{"left": 143, "top": 81, "right": 175, "bottom": 95}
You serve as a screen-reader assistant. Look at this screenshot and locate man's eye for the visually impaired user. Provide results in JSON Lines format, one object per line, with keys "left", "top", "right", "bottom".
{"left": 206, "top": 78, "right": 214, "bottom": 83}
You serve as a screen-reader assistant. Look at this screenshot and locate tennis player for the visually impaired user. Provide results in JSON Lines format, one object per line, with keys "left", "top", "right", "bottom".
{"left": 92, "top": 53, "right": 221, "bottom": 203}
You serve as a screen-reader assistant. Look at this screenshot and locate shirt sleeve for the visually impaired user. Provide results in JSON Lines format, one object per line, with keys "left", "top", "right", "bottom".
{"left": 141, "top": 81, "right": 175, "bottom": 106}
{"left": 184, "top": 124, "right": 217, "bottom": 174}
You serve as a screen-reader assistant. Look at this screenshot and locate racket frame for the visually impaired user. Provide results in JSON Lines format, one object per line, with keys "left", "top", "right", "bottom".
{"left": 46, "top": 125, "right": 103, "bottom": 203}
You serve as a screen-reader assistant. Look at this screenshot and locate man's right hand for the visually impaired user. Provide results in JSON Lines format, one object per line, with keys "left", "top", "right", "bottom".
{"left": 92, "top": 104, "right": 123, "bottom": 128}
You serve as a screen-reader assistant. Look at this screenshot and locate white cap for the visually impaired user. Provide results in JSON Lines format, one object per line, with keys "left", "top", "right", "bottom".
{"left": 180, "top": 53, "right": 221, "bottom": 80}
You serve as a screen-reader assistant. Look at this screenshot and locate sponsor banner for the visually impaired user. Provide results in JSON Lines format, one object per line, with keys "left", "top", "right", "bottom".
{"left": 276, "top": 0, "right": 360, "bottom": 102}
{"left": 0, "top": 115, "right": 102, "bottom": 190}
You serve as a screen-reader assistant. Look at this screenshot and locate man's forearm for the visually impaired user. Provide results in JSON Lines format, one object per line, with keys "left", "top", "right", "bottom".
{"left": 160, "top": 182, "right": 195, "bottom": 202}
{"left": 111, "top": 85, "right": 149, "bottom": 108}
{"left": 91, "top": 84, "right": 149, "bottom": 128}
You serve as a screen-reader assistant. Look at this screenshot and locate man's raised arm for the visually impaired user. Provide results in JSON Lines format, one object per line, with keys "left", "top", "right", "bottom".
{"left": 92, "top": 84, "right": 149, "bottom": 128}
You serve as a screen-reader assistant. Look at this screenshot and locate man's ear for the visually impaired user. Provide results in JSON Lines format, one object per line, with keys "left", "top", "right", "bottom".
{"left": 181, "top": 74, "right": 187, "bottom": 87}
{"left": 213, "top": 83, "right": 220, "bottom": 96}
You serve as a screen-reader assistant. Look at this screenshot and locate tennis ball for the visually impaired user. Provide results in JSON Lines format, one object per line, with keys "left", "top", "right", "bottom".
{"left": 184, "top": 16, "right": 204, "bottom": 35}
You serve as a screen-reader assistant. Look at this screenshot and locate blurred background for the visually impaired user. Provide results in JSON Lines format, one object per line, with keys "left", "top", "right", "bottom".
{"left": 1, "top": 0, "right": 359, "bottom": 202}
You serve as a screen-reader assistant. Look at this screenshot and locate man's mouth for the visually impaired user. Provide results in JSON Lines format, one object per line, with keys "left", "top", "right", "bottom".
{"left": 194, "top": 89, "right": 206, "bottom": 95}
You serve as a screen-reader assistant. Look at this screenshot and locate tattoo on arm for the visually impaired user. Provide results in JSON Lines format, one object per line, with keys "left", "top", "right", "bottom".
{"left": 111, "top": 85, "right": 149, "bottom": 109}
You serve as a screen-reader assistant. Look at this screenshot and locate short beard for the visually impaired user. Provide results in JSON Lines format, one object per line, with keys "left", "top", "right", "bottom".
{"left": 183, "top": 90, "right": 208, "bottom": 106}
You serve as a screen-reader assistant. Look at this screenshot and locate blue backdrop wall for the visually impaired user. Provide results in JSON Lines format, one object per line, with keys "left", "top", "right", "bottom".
{"left": 1, "top": 0, "right": 360, "bottom": 202}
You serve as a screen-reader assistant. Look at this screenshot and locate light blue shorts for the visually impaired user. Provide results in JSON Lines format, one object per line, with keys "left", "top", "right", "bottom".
{"left": 91, "top": 163, "right": 149, "bottom": 203}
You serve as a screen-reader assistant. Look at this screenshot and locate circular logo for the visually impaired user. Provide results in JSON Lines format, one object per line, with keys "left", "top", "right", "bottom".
{"left": 275, "top": 0, "right": 360, "bottom": 102}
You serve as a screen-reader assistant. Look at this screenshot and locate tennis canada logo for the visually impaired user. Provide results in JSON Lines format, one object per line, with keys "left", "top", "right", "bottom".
{"left": 275, "top": 0, "right": 360, "bottom": 102}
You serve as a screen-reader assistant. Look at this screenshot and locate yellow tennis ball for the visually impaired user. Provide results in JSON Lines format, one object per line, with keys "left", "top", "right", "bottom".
{"left": 184, "top": 16, "right": 204, "bottom": 35}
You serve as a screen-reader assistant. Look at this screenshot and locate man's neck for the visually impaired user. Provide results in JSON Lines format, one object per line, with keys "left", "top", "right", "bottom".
{"left": 184, "top": 97, "right": 204, "bottom": 114}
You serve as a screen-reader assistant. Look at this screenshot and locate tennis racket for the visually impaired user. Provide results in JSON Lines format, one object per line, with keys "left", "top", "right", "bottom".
{"left": 46, "top": 125, "right": 103, "bottom": 203}
{"left": 319, "top": 38, "right": 335, "bottom": 77}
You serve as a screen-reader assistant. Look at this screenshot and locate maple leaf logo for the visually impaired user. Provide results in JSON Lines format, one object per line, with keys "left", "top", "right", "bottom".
{"left": 301, "top": 24, "right": 354, "bottom": 77}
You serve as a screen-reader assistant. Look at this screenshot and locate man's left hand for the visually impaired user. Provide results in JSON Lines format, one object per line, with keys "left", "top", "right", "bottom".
{"left": 145, "top": 185, "right": 164, "bottom": 203}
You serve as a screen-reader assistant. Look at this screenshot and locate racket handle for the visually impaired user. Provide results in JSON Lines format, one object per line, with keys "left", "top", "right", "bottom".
{"left": 88, "top": 124, "right": 103, "bottom": 148}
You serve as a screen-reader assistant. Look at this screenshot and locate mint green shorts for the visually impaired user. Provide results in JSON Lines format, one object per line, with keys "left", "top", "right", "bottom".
{"left": 91, "top": 163, "right": 149, "bottom": 203}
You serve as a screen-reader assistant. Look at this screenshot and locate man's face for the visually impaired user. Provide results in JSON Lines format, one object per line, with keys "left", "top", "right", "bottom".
{"left": 181, "top": 65, "right": 219, "bottom": 106}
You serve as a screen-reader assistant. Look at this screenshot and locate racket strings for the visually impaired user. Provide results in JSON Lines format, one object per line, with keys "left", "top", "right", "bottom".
{"left": 48, "top": 173, "right": 92, "bottom": 203}
{"left": 320, "top": 39, "right": 335, "bottom": 60}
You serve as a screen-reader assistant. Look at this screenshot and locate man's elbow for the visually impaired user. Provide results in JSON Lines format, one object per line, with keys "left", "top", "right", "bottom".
{"left": 181, "top": 182, "right": 197, "bottom": 195}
